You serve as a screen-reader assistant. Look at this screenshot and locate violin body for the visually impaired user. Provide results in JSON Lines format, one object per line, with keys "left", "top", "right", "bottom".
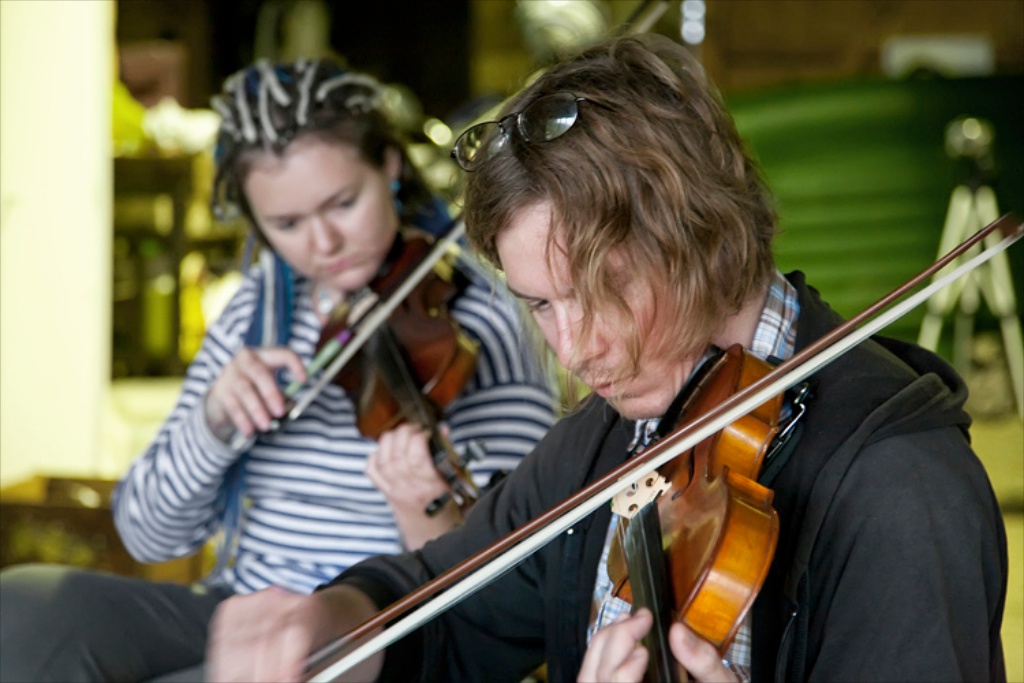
{"left": 675, "top": 345, "right": 783, "bottom": 481}
{"left": 610, "top": 345, "right": 781, "bottom": 654}
{"left": 318, "top": 229, "right": 484, "bottom": 513}
{"left": 658, "top": 452, "right": 778, "bottom": 651}
{"left": 336, "top": 258, "right": 479, "bottom": 439}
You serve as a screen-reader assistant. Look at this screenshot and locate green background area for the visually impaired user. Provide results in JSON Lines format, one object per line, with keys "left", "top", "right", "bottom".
{"left": 729, "top": 74, "right": 1023, "bottom": 345}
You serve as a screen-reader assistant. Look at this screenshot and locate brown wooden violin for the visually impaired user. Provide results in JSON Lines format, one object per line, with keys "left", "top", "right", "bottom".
{"left": 315, "top": 228, "right": 486, "bottom": 516}
{"left": 608, "top": 345, "right": 783, "bottom": 681}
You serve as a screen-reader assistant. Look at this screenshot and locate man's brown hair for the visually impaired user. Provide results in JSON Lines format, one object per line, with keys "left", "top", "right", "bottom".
{"left": 464, "top": 34, "right": 778, "bottom": 382}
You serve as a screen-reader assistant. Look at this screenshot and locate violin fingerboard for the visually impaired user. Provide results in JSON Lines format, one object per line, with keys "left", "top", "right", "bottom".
{"left": 623, "top": 502, "right": 681, "bottom": 683}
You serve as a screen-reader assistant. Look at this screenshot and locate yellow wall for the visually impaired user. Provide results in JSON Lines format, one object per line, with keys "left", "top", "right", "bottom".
{"left": 0, "top": 0, "right": 114, "bottom": 486}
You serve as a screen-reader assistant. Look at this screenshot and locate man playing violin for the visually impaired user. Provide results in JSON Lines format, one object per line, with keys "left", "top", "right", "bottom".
{"left": 203, "top": 34, "right": 1008, "bottom": 683}
{"left": 0, "top": 59, "right": 556, "bottom": 682}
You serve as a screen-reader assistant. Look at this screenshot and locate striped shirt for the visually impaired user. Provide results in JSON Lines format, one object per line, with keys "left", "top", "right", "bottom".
{"left": 587, "top": 269, "right": 800, "bottom": 676}
{"left": 112, "top": 258, "right": 556, "bottom": 595}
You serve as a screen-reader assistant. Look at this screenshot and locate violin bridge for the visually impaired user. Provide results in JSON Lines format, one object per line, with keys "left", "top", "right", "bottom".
{"left": 611, "top": 470, "right": 670, "bottom": 519}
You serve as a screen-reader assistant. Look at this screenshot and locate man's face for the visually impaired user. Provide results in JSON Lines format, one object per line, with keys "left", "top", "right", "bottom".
{"left": 496, "top": 202, "right": 696, "bottom": 421}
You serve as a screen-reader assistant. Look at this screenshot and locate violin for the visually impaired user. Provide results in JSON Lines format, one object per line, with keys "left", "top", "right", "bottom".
{"left": 304, "top": 213, "right": 1022, "bottom": 682}
{"left": 316, "top": 229, "right": 486, "bottom": 516}
{"left": 608, "top": 346, "right": 782, "bottom": 681}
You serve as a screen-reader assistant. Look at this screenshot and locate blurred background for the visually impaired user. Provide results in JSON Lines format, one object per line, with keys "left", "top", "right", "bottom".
{"left": 1, "top": 0, "right": 1021, "bottom": 676}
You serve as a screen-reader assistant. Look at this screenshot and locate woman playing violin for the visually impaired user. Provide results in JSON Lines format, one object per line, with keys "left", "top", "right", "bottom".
{"left": 0, "top": 59, "right": 556, "bottom": 682}
{"left": 204, "top": 35, "right": 1008, "bottom": 683}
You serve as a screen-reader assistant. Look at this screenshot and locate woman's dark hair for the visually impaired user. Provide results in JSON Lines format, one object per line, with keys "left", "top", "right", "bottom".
{"left": 210, "top": 59, "right": 433, "bottom": 240}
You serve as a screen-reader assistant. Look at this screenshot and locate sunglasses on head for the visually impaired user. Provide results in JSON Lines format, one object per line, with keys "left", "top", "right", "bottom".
{"left": 451, "top": 92, "right": 589, "bottom": 172}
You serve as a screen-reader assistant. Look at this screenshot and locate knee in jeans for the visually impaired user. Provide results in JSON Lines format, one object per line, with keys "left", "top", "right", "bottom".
{"left": 1, "top": 564, "right": 106, "bottom": 627}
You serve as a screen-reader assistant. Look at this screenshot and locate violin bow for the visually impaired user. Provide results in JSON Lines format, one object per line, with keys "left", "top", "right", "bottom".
{"left": 305, "top": 213, "right": 1022, "bottom": 682}
{"left": 615, "top": 0, "right": 673, "bottom": 36}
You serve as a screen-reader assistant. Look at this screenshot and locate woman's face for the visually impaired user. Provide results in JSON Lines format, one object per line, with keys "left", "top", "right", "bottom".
{"left": 243, "top": 137, "right": 402, "bottom": 294}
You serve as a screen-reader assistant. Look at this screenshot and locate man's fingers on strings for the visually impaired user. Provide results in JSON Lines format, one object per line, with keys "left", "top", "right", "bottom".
{"left": 668, "top": 622, "right": 738, "bottom": 683}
